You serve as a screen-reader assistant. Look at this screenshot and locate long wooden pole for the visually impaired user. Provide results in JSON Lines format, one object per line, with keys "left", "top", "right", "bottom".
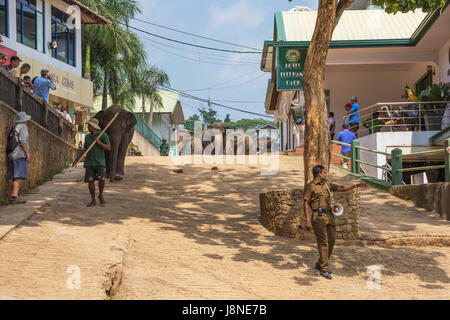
{"left": 72, "top": 112, "right": 120, "bottom": 168}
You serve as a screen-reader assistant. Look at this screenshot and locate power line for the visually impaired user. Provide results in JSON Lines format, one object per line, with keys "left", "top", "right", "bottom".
{"left": 142, "top": 39, "right": 260, "bottom": 66}
{"left": 120, "top": 21, "right": 263, "bottom": 54}
{"left": 133, "top": 17, "right": 262, "bottom": 51}
{"left": 160, "top": 85, "right": 272, "bottom": 118}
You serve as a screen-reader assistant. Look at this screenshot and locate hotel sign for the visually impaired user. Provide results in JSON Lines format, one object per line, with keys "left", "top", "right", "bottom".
{"left": 276, "top": 47, "right": 306, "bottom": 91}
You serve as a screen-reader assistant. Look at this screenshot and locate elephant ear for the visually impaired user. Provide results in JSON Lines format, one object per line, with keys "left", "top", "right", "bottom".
{"left": 94, "top": 111, "right": 106, "bottom": 129}
{"left": 126, "top": 112, "right": 137, "bottom": 132}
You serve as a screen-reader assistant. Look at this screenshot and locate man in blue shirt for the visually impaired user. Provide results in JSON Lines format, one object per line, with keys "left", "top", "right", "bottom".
{"left": 349, "top": 96, "right": 359, "bottom": 137}
{"left": 33, "top": 69, "right": 56, "bottom": 103}
{"left": 336, "top": 123, "right": 357, "bottom": 169}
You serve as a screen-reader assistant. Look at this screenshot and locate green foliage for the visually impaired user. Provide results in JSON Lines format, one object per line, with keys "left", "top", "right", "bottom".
{"left": 224, "top": 114, "right": 231, "bottom": 123}
{"left": 184, "top": 114, "right": 201, "bottom": 132}
{"left": 198, "top": 107, "right": 220, "bottom": 127}
{"left": 418, "top": 82, "right": 450, "bottom": 109}
{"left": 371, "top": 0, "right": 445, "bottom": 13}
{"left": 226, "top": 118, "right": 277, "bottom": 132}
{"left": 81, "top": 0, "right": 169, "bottom": 109}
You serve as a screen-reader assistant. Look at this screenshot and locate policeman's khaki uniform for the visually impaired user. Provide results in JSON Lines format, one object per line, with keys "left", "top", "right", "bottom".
{"left": 304, "top": 180, "right": 338, "bottom": 272}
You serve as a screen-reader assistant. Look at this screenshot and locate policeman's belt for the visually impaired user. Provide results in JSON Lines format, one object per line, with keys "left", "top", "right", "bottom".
{"left": 313, "top": 208, "right": 331, "bottom": 215}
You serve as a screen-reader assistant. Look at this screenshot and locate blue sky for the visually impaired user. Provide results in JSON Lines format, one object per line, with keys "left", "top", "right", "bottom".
{"left": 132, "top": 0, "right": 318, "bottom": 122}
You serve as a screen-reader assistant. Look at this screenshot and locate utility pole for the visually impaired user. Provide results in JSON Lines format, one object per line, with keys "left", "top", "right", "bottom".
{"left": 141, "top": 82, "right": 145, "bottom": 122}
{"left": 148, "top": 73, "right": 157, "bottom": 129}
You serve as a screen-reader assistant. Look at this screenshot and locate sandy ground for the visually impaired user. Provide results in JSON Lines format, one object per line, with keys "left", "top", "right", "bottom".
{"left": 0, "top": 155, "right": 449, "bottom": 299}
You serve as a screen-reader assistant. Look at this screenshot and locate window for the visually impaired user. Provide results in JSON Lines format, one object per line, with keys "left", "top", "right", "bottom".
{"left": 0, "top": 0, "right": 7, "bottom": 37}
{"left": 415, "top": 71, "right": 433, "bottom": 96}
{"left": 16, "top": 0, "right": 44, "bottom": 51}
{"left": 51, "top": 6, "right": 75, "bottom": 66}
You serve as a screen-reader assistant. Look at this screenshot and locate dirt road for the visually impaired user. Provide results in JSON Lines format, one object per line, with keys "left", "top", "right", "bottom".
{"left": 0, "top": 156, "right": 448, "bottom": 299}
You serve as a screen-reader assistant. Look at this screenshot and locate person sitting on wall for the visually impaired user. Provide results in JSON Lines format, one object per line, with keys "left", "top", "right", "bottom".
{"left": 7, "top": 112, "right": 32, "bottom": 205}
{"left": 22, "top": 75, "right": 34, "bottom": 92}
{"left": 33, "top": 69, "right": 56, "bottom": 103}
{"left": 160, "top": 139, "right": 169, "bottom": 156}
{"left": 58, "top": 105, "right": 73, "bottom": 124}
{"left": 5, "top": 56, "right": 22, "bottom": 73}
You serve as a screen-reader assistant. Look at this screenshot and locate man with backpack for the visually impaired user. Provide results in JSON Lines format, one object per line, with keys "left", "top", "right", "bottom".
{"left": 6, "top": 112, "right": 31, "bottom": 204}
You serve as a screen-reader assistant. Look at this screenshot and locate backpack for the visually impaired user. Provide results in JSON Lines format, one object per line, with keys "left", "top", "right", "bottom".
{"left": 6, "top": 125, "right": 19, "bottom": 154}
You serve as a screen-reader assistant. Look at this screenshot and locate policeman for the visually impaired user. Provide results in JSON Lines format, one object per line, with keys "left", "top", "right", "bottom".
{"left": 304, "top": 165, "right": 367, "bottom": 279}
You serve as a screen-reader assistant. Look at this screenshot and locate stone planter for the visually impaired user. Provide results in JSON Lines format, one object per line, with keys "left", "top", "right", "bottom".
{"left": 259, "top": 188, "right": 361, "bottom": 240}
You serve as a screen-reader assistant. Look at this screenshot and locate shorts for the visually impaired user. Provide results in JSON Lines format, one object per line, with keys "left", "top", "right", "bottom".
{"left": 84, "top": 166, "right": 106, "bottom": 183}
{"left": 9, "top": 158, "right": 28, "bottom": 180}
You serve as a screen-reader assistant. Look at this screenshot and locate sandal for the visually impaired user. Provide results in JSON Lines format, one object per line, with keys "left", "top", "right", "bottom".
{"left": 9, "top": 198, "right": 26, "bottom": 204}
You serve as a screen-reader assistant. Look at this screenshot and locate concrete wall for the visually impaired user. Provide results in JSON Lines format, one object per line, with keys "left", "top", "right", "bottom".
{"left": 325, "top": 62, "right": 437, "bottom": 131}
{"left": 131, "top": 129, "right": 160, "bottom": 157}
{"left": 359, "top": 131, "right": 438, "bottom": 179}
{"left": 0, "top": 102, "right": 76, "bottom": 200}
{"left": 389, "top": 183, "right": 450, "bottom": 220}
{"left": 259, "top": 188, "right": 360, "bottom": 240}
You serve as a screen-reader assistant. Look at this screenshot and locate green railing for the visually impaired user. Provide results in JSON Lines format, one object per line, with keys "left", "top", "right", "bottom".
{"left": 332, "top": 138, "right": 450, "bottom": 185}
{"left": 124, "top": 104, "right": 162, "bottom": 150}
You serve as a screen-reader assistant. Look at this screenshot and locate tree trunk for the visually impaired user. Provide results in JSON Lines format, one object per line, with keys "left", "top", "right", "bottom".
{"left": 302, "top": 0, "right": 354, "bottom": 184}
{"left": 102, "top": 71, "right": 108, "bottom": 111}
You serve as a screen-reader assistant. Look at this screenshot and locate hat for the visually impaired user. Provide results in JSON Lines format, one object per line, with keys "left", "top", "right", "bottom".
{"left": 14, "top": 112, "right": 31, "bottom": 123}
{"left": 87, "top": 118, "right": 101, "bottom": 130}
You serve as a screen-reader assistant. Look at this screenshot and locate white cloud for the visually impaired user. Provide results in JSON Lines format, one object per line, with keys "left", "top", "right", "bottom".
{"left": 209, "top": 0, "right": 267, "bottom": 29}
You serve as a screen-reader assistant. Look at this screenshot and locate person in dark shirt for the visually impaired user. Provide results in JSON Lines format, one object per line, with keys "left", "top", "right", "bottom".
{"left": 72, "top": 118, "right": 111, "bottom": 207}
{"left": 160, "top": 139, "right": 169, "bottom": 156}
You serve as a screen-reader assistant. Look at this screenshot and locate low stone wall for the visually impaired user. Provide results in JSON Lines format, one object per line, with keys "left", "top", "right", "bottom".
{"left": 259, "top": 188, "right": 361, "bottom": 240}
{"left": 389, "top": 183, "right": 450, "bottom": 221}
{"left": 1, "top": 101, "right": 76, "bottom": 200}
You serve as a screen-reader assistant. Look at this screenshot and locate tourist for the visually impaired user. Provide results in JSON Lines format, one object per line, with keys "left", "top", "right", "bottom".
{"left": 336, "top": 123, "right": 356, "bottom": 169}
{"left": 349, "top": 96, "right": 360, "bottom": 137}
{"left": 22, "top": 75, "right": 34, "bottom": 91}
{"left": 0, "top": 52, "right": 7, "bottom": 67}
{"left": 160, "top": 139, "right": 169, "bottom": 156}
{"left": 5, "top": 56, "right": 22, "bottom": 73}
{"left": 58, "top": 105, "right": 72, "bottom": 123}
{"left": 7, "top": 112, "right": 31, "bottom": 205}
{"left": 328, "top": 112, "right": 336, "bottom": 140}
{"left": 304, "top": 165, "right": 367, "bottom": 280}
{"left": 33, "top": 69, "right": 56, "bottom": 103}
{"left": 72, "top": 118, "right": 111, "bottom": 207}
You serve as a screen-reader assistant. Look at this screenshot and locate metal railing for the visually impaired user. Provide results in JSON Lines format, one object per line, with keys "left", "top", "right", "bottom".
{"left": 343, "top": 101, "right": 449, "bottom": 138}
{"left": 124, "top": 104, "right": 162, "bottom": 149}
{"left": 332, "top": 138, "right": 450, "bottom": 185}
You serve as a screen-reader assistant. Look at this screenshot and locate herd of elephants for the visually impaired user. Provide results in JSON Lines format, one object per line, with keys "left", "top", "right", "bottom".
{"left": 95, "top": 105, "right": 272, "bottom": 182}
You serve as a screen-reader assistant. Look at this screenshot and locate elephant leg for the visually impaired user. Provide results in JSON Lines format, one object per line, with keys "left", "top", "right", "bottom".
{"left": 116, "top": 133, "right": 130, "bottom": 179}
{"left": 109, "top": 137, "right": 120, "bottom": 183}
{"left": 105, "top": 150, "right": 111, "bottom": 179}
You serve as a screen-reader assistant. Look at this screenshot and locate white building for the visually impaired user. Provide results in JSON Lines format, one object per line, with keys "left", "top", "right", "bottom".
{"left": 0, "top": 0, "right": 109, "bottom": 119}
{"left": 261, "top": 4, "right": 450, "bottom": 182}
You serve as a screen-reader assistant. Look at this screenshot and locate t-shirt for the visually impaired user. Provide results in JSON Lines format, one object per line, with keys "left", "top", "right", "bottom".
{"left": 83, "top": 130, "right": 111, "bottom": 167}
{"left": 304, "top": 181, "right": 339, "bottom": 211}
{"left": 160, "top": 143, "right": 169, "bottom": 156}
{"left": 9, "top": 68, "right": 20, "bottom": 77}
{"left": 363, "top": 118, "right": 383, "bottom": 134}
{"left": 349, "top": 103, "right": 359, "bottom": 124}
{"left": 328, "top": 117, "right": 336, "bottom": 133}
{"left": 336, "top": 129, "right": 356, "bottom": 154}
{"left": 8, "top": 123, "right": 29, "bottom": 161}
{"left": 33, "top": 77, "right": 56, "bottom": 103}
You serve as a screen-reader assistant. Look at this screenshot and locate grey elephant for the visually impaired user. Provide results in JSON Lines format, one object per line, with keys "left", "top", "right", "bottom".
{"left": 94, "top": 105, "right": 137, "bottom": 182}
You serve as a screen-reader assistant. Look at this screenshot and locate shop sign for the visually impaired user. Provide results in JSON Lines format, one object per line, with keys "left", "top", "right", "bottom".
{"left": 276, "top": 47, "right": 307, "bottom": 91}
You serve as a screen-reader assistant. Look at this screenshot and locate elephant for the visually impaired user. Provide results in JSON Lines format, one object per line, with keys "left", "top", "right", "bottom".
{"left": 94, "top": 105, "right": 137, "bottom": 182}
